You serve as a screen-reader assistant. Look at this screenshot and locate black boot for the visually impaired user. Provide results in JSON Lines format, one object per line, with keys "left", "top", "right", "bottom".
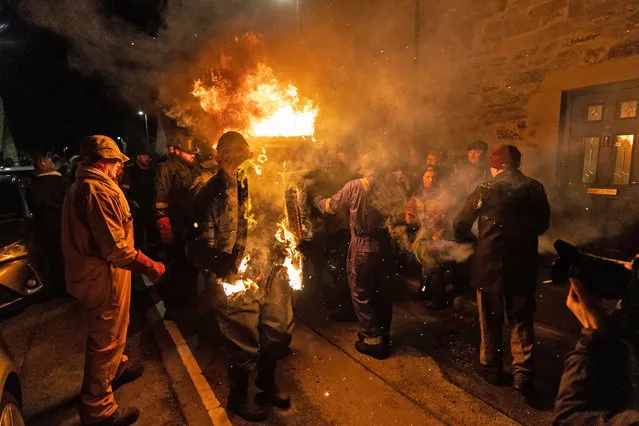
{"left": 256, "top": 354, "right": 291, "bottom": 410}
{"left": 355, "top": 339, "right": 389, "bottom": 360}
{"left": 227, "top": 367, "right": 269, "bottom": 422}
{"left": 112, "top": 361, "right": 144, "bottom": 391}
{"left": 513, "top": 374, "right": 537, "bottom": 397}
{"left": 86, "top": 406, "right": 139, "bottom": 426}
{"left": 479, "top": 365, "right": 507, "bottom": 386}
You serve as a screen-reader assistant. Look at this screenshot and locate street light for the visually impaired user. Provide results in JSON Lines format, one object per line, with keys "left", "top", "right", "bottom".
{"left": 138, "top": 110, "right": 149, "bottom": 141}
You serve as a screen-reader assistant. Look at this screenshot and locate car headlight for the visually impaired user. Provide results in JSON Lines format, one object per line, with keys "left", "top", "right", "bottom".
{"left": 0, "top": 241, "right": 28, "bottom": 263}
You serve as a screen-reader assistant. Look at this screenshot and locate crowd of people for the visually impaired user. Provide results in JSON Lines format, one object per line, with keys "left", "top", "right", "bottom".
{"left": 21, "top": 132, "right": 638, "bottom": 425}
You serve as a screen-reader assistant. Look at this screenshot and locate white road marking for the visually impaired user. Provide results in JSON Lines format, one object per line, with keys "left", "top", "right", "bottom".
{"left": 141, "top": 278, "right": 231, "bottom": 426}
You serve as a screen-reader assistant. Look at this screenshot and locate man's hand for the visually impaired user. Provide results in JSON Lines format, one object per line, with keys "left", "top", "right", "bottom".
{"left": 567, "top": 278, "right": 606, "bottom": 330}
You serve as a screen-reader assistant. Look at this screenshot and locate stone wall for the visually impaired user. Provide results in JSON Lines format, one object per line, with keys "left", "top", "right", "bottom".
{"left": 415, "top": 0, "right": 639, "bottom": 179}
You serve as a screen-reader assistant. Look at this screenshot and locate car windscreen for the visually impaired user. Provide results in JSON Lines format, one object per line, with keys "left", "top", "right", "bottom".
{"left": 0, "top": 180, "right": 23, "bottom": 220}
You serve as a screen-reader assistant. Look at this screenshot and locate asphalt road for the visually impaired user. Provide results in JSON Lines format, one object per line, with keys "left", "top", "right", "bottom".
{"left": 179, "top": 285, "right": 576, "bottom": 426}
{"left": 0, "top": 273, "right": 582, "bottom": 426}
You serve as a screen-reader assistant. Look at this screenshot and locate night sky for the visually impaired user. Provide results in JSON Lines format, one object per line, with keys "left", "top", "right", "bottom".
{"left": 0, "top": 1, "right": 162, "bottom": 156}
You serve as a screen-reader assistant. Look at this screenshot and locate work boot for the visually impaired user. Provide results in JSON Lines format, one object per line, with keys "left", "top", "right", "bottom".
{"left": 513, "top": 374, "right": 536, "bottom": 397}
{"left": 87, "top": 406, "right": 139, "bottom": 426}
{"left": 256, "top": 354, "right": 291, "bottom": 410}
{"left": 227, "top": 367, "right": 269, "bottom": 422}
{"left": 479, "top": 365, "right": 507, "bottom": 386}
{"left": 112, "top": 362, "right": 144, "bottom": 391}
{"left": 355, "top": 340, "right": 389, "bottom": 360}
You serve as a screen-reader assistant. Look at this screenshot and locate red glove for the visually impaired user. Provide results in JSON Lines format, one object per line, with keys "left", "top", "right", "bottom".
{"left": 156, "top": 217, "right": 174, "bottom": 246}
{"left": 128, "top": 251, "right": 166, "bottom": 283}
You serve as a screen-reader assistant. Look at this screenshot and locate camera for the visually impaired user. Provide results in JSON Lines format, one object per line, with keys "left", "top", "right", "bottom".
{"left": 551, "top": 240, "right": 639, "bottom": 342}
{"left": 551, "top": 240, "right": 636, "bottom": 299}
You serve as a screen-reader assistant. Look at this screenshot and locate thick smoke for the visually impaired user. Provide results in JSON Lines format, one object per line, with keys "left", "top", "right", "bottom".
{"left": 15, "top": 0, "right": 633, "bottom": 261}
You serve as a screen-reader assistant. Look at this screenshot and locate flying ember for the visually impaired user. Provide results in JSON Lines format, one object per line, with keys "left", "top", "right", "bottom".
{"left": 192, "top": 63, "right": 318, "bottom": 138}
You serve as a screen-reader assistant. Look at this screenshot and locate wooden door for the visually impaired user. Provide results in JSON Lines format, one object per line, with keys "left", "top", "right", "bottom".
{"left": 561, "top": 79, "right": 639, "bottom": 255}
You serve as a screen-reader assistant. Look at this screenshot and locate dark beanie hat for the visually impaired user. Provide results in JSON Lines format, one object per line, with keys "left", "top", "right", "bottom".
{"left": 489, "top": 145, "right": 521, "bottom": 170}
{"left": 467, "top": 140, "right": 488, "bottom": 152}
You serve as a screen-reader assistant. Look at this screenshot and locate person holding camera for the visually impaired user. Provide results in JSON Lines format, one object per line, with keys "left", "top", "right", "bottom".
{"left": 553, "top": 276, "right": 639, "bottom": 425}
{"left": 454, "top": 145, "right": 550, "bottom": 395}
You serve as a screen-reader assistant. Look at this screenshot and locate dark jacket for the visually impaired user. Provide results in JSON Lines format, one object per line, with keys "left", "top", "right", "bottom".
{"left": 186, "top": 169, "right": 249, "bottom": 275}
{"left": 121, "top": 161, "right": 156, "bottom": 213}
{"left": 27, "top": 172, "right": 71, "bottom": 244}
{"left": 453, "top": 169, "right": 550, "bottom": 294}
{"left": 554, "top": 329, "right": 639, "bottom": 425}
{"left": 154, "top": 155, "right": 200, "bottom": 231}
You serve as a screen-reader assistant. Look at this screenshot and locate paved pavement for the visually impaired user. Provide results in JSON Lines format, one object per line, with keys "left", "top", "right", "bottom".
{"left": 0, "top": 292, "right": 186, "bottom": 425}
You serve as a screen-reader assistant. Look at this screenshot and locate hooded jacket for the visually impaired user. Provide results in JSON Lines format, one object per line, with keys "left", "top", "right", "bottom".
{"left": 61, "top": 165, "right": 137, "bottom": 309}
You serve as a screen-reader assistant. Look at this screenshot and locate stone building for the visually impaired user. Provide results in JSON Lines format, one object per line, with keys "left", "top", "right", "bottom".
{"left": 288, "top": 0, "right": 639, "bottom": 252}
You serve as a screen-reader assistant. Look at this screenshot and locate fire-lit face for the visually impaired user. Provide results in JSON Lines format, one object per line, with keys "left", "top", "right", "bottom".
{"left": 97, "top": 159, "right": 123, "bottom": 181}
{"left": 176, "top": 149, "right": 196, "bottom": 163}
{"left": 426, "top": 153, "right": 438, "bottom": 167}
{"left": 468, "top": 149, "right": 484, "bottom": 165}
{"left": 422, "top": 170, "right": 436, "bottom": 188}
{"left": 137, "top": 154, "right": 151, "bottom": 168}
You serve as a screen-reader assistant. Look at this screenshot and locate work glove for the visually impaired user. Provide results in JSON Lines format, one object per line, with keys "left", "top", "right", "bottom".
{"left": 156, "top": 217, "right": 174, "bottom": 246}
{"left": 128, "top": 251, "right": 166, "bottom": 283}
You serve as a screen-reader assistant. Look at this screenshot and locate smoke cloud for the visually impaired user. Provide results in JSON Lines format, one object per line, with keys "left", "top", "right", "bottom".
{"left": 15, "top": 0, "right": 637, "bottom": 264}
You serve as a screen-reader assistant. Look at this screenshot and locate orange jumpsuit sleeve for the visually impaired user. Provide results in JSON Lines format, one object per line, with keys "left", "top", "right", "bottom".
{"left": 85, "top": 190, "right": 138, "bottom": 268}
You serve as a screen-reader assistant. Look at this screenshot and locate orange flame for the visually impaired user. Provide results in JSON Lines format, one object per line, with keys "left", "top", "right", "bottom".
{"left": 193, "top": 63, "right": 318, "bottom": 137}
{"left": 275, "top": 220, "right": 303, "bottom": 291}
{"left": 220, "top": 254, "right": 259, "bottom": 297}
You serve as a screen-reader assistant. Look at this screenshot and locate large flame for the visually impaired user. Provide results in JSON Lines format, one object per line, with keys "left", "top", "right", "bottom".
{"left": 220, "top": 254, "right": 259, "bottom": 297}
{"left": 193, "top": 63, "right": 318, "bottom": 137}
{"left": 275, "top": 220, "right": 304, "bottom": 291}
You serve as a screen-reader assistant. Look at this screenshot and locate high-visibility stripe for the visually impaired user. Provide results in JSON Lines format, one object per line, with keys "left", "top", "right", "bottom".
{"left": 324, "top": 199, "right": 333, "bottom": 214}
{"left": 359, "top": 178, "right": 371, "bottom": 192}
{"left": 155, "top": 202, "right": 169, "bottom": 209}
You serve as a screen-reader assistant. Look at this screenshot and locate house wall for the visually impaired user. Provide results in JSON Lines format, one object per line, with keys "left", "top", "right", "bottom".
{"left": 414, "top": 0, "right": 639, "bottom": 183}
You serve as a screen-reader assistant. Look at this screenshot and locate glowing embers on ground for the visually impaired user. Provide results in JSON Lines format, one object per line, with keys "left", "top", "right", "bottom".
{"left": 220, "top": 254, "right": 258, "bottom": 297}
{"left": 192, "top": 63, "right": 318, "bottom": 137}
{"left": 275, "top": 219, "right": 304, "bottom": 291}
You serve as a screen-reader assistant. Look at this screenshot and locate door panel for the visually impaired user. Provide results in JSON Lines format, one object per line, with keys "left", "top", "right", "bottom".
{"left": 563, "top": 80, "right": 639, "bottom": 255}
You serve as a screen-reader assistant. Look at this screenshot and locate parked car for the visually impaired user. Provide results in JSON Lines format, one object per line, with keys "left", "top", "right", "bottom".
{"left": 0, "top": 174, "right": 44, "bottom": 313}
{"left": 0, "top": 337, "right": 23, "bottom": 425}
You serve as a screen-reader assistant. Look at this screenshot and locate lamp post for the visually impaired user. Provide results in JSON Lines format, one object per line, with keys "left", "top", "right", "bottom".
{"left": 138, "top": 110, "right": 149, "bottom": 141}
